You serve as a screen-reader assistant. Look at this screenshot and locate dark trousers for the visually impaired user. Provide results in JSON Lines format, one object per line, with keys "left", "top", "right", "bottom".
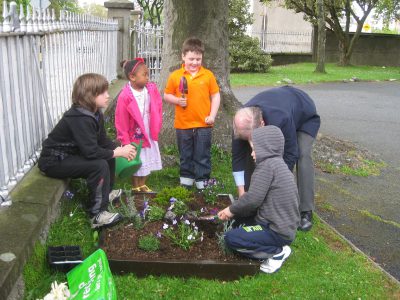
{"left": 176, "top": 127, "right": 212, "bottom": 184}
{"left": 224, "top": 217, "right": 291, "bottom": 260}
{"left": 43, "top": 156, "right": 115, "bottom": 217}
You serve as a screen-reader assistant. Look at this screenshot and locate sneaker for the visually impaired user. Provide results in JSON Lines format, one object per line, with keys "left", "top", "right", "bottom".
{"left": 91, "top": 211, "right": 123, "bottom": 229}
{"left": 109, "top": 189, "right": 123, "bottom": 203}
{"left": 298, "top": 211, "right": 313, "bottom": 231}
{"left": 195, "top": 181, "right": 205, "bottom": 190}
{"left": 260, "top": 245, "right": 292, "bottom": 274}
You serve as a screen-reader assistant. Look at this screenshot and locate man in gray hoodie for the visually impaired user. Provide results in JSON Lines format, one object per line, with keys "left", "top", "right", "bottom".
{"left": 218, "top": 125, "right": 300, "bottom": 273}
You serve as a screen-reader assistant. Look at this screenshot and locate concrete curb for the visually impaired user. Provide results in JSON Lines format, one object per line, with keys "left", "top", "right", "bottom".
{"left": 0, "top": 167, "right": 68, "bottom": 300}
{"left": 317, "top": 215, "right": 400, "bottom": 286}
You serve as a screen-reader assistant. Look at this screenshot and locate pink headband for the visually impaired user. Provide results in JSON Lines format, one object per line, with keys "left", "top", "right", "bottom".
{"left": 129, "top": 57, "right": 145, "bottom": 76}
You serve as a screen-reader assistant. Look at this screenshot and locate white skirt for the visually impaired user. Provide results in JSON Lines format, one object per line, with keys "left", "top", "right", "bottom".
{"left": 134, "top": 111, "right": 162, "bottom": 177}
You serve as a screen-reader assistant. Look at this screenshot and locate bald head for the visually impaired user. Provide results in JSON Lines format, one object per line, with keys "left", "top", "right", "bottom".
{"left": 233, "top": 107, "right": 264, "bottom": 140}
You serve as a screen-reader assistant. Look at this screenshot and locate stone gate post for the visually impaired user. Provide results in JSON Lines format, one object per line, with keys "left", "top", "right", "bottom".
{"left": 104, "top": 0, "right": 135, "bottom": 78}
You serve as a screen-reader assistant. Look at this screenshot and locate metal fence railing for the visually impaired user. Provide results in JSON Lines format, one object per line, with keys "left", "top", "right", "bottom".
{"left": 253, "top": 30, "right": 313, "bottom": 53}
{"left": 0, "top": 2, "right": 118, "bottom": 206}
{"left": 131, "top": 19, "right": 163, "bottom": 84}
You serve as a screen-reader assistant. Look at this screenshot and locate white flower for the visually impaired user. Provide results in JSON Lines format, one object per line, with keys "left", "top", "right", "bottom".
{"left": 187, "top": 234, "right": 193, "bottom": 240}
{"left": 200, "top": 207, "right": 205, "bottom": 213}
{"left": 163, "top": 223, "right": 169, "bottom": 230}
{"left": 194, "top": 226, "right": 198, "bottom": 231}
{"left": 184, "top": 220, "right": 190, "bottom": 225}
{"left": 172, "top": 219, "right": 177, "bottom": 225}
{"left": 42, "top": 281, "right": 70, "bottom": 300}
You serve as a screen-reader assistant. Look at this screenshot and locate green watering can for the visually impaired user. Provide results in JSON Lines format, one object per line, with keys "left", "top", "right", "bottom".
{"left": 115, "top": 140, "right": 143, "bottom": 178}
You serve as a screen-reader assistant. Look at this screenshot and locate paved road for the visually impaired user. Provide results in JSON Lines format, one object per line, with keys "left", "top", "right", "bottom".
{"left": 233, "top": 81, "right": 400, "bottom": 168}
{"left": 233, "top": 81, "right": 400, "bottom": 280}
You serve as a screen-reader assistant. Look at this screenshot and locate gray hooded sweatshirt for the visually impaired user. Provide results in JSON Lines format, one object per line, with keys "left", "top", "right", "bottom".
{"left": 229, "top": 125, "right": 300, "bottom": 240}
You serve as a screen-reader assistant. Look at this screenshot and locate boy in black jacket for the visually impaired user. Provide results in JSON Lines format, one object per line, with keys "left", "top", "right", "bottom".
{"left": 38, "top": 73, "right": 136, "bottom": 228}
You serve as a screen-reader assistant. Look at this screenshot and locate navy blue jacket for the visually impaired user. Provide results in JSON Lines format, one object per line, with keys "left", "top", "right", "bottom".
{"left": 232, "top": 86, "right": 320, "bottom": 172}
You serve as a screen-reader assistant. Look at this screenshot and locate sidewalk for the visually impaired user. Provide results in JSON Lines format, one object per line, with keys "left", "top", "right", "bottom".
{"left": 0, "top": 79, "right": 127, "bottom": 300}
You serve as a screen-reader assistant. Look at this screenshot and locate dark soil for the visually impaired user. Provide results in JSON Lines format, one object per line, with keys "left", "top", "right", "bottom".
{"left": 100, "top": 194, "right": 245, "bottom": 262}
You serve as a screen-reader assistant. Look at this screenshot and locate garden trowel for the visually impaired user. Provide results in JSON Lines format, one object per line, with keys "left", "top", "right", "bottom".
{"left": 179, "top": 76, "right": 188, "bottom": 108}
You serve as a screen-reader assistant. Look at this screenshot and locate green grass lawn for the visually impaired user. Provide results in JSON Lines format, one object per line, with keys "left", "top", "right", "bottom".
{"left": 230, "top": 63, "right": 400, "bottom": 87}
{"left": 23, "top": 147, "right": 400, "bottom": 299}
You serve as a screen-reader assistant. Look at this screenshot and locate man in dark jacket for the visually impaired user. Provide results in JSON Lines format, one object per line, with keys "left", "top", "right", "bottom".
{"left": 219, "top": 125, "right": 299, "bottom": 273}
{"left": 231, "top": 86, "right": 320, "bottom": 231}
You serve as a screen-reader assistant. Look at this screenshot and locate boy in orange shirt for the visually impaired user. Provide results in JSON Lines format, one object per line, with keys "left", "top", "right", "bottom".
{"left": 164, "top": 37, "right": 221, "bottom": 190}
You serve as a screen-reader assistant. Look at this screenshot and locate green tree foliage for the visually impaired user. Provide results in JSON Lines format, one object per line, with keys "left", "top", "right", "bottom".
{"left": 374, "top": 0, "right": 400, "bottom": 29}
{"left": 49, "top": 0, "right": 80, "bottom": 16}
{"left": 80, "top": 3, "right": 107, "bottom": 18}
{"left": 229, "top": 0, "right": 272, "bottom": 72}
{"left": 0, "top": 0, "right": 29, "bottom": 20}
{"left": 135, "top": 0, "right": 163, "bottom": 25}
{"left": 260, "top": 0, "right": 381, "bottom": 66}
{"left": 228, "top": 0, "right": 254, "bottom": 37}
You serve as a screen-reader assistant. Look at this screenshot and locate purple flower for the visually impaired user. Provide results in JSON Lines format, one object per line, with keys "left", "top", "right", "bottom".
{"left": 169, "top": 197, "right": 177, "bottom": 203}
{"left": 64, "top": 190, "right": 74, "bottom": 200}
{"left": 163, "top": 223, "right": 169, "bottom": 230}
{"left": 209, "top": 208, "right": 219, "bottom": 215}
{"left": 156, "top": 231, "right": 162, "bottom": 238}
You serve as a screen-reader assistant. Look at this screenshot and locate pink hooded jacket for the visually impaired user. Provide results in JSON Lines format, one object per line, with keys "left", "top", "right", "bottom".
{"left": 115, "top": 82, "right": 163, "bottom": 148}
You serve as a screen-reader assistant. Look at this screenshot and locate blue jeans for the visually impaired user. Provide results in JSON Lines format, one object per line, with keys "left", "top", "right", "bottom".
{"left": 176, "top": 127, "right": 212, "bottom": 185}
{"left": 224, "top": 217, "right": 292, "bottom": 259}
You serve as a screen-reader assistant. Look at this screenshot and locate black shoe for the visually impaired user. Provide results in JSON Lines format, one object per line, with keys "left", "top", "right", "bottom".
{"left": 298, "top": 211, "right": 313, "bottom": 231}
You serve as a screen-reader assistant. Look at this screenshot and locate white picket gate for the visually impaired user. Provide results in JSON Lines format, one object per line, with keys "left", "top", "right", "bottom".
{"left": 0, "top": 2, "right": 119, "bottom": 206}
{"left": 131, "top": 19, "right": 163, "bottom": 83}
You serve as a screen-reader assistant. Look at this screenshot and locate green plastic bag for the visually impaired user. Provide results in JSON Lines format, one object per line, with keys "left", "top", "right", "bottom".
{"left": 67, "top": 249, "right": 116, "bottom": 300}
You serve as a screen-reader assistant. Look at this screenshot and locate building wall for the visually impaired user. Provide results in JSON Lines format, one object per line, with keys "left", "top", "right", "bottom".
{"left": 250, "top": 0, "right": 312, "bottom": 34}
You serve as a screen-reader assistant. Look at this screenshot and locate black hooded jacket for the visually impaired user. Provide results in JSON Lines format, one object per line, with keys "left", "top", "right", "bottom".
{"left": 38, "top": 105, "right": 115, "bottom": 172}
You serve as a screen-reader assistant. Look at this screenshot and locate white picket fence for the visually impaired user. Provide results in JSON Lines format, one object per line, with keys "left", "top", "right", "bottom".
{"left": 253, "top": 30, "right": 313, "bottom": 53}
{"left": 0, "top": 2, "right": 119, "bottom": 206}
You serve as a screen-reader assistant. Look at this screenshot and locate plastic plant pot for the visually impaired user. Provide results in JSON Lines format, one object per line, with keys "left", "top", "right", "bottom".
{"left": 47, "top": 246, "right": 83, "bottom": 272}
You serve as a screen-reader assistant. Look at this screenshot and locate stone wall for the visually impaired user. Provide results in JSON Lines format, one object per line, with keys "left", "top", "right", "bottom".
{"left": 313, "top": 30, "right": 400, "bottom": 67}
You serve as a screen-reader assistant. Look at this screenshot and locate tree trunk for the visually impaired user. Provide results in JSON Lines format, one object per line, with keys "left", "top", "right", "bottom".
{"left": 338, "top": 38, "right": 351, "bottom": 66}
{"left": 314, "top": 0, "right": 326, "bottom": 73}
{"left": 158, "top": 0, "right": 241, "bottom": 151}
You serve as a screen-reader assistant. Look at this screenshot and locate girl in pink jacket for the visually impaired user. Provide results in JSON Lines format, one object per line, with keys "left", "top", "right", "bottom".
{"left": 115, "top": 58, "right": 163, "bottom": 192}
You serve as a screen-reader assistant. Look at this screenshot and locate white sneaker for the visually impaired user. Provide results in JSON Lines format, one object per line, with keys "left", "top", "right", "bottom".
{"left": 260, "top": 245, "right": 292, "bottom": 274}
{"left": 109, "top": 189, "right": 123, "bottom": 203}
{"left": 91, "top": 211, "right": 123, "bottom": 229}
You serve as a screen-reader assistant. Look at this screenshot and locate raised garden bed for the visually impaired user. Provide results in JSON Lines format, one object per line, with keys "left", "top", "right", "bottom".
{"left": 100, "top": 188, "right": 260, "bottom": 280}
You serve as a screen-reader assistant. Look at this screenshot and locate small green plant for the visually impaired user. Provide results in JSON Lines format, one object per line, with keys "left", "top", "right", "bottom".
{"left": 162, "top": 144, "right": 179, "bottom": 156}
{"left": 109, "top": 195, "right": 137, "bottom": 220}
{"left": 132, "top": 214, "right": 144, "bottom": 230}
{"left": 153, "top": 186, "right": 193, "bottom": 207}
{"left": 162, "top": 220, "right": 202, "bottom": 251}
{"left": 147, "top": 205, "right": 165, "bottom": 222}
{"left": 216, "top": 220, "right": 235, "bottom": 255}
{"left": 202, "top": 178, "right": 226, "bottom": 205}
{"left": 138, "top": 234, "right": 160, "bottom": 252}
{"left": 171, "top": 199, "right": 189, "bottom": 216}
